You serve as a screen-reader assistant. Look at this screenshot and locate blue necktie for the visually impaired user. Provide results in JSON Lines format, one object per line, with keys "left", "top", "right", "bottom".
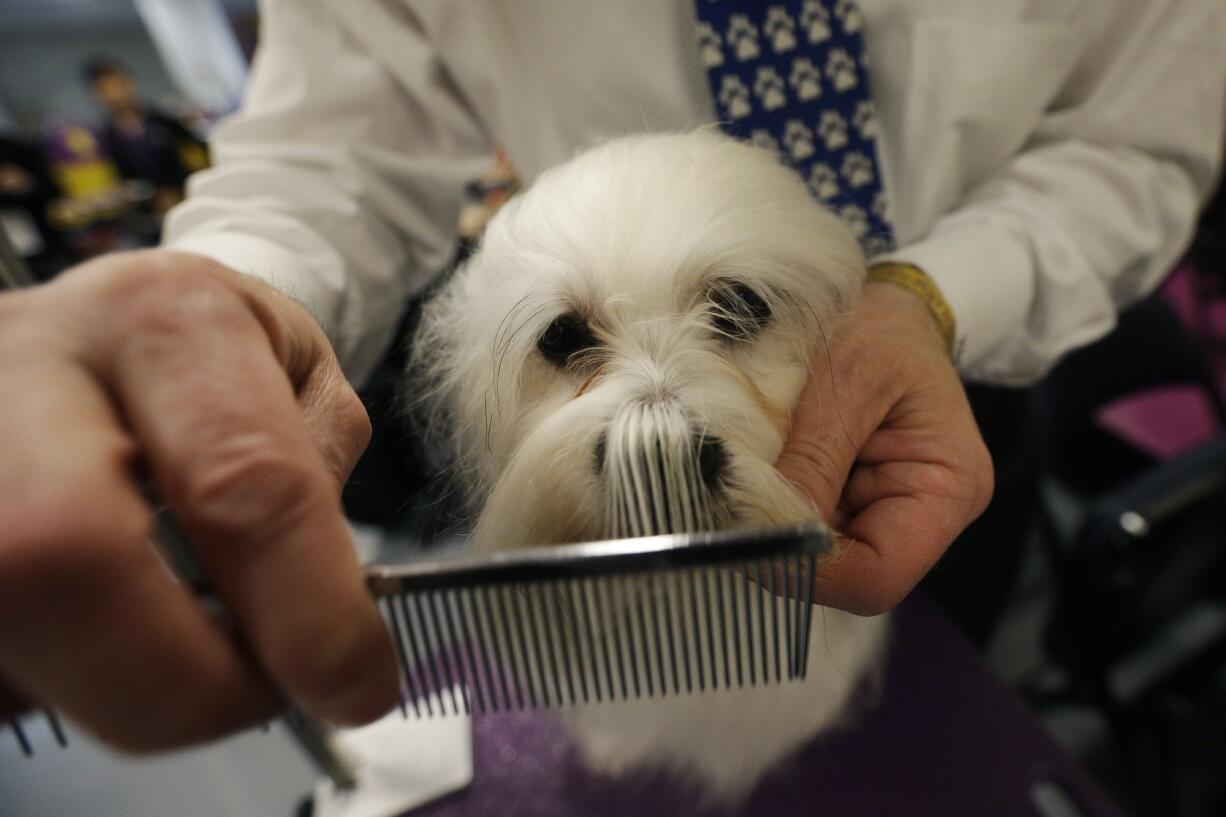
{"left": 694, "top": 0, "right": 893, "bottom": 256}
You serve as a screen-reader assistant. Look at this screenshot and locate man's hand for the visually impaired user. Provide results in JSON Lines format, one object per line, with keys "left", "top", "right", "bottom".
{"left": 0, "top": 250, "right": 399, "bottom": 750}
{"left": 777, "top": 281, "right": 994, "bottom": 616}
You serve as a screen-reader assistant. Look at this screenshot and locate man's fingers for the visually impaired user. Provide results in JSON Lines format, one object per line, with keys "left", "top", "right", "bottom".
{"left": 815, "top": 496, "right": 967, "bottom": 615}
{"left": 0, "top": 362, "right": 277, "bottom": 749}
{"left": 81, "top": 261, "right": 398, "bottom": 726}
{"left": 229, "top": 275, "right": 372, "bottom": 490}
{"left": 294, "top": 358, "right": 372, "bottom": 492}
{"left": 774, "top": 282, "right": 995, "bottom": 616}
{"left": 814, "top": 407, "right": 993, "bottom": 615}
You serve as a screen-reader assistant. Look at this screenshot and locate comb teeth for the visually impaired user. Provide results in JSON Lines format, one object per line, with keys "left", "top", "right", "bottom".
{"left": 377, "top": 555, "right": 818, "bottom": 715}
{"left": 6, "top": 711, "right": 67, "bottom": 757}
{"left": 6, "top": 526, "right": 828, "bottom": 754}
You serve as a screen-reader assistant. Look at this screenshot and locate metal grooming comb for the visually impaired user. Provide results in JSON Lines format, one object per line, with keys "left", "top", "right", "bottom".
{"left": 367, "top": 523, "right": 829, "bottom": 716}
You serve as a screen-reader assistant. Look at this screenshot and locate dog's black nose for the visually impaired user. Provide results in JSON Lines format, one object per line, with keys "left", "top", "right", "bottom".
{"left": 697, "top": 436, "right": 727, "bottom": 486}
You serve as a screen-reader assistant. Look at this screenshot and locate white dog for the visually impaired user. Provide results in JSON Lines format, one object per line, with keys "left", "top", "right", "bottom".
{"left": 411, "top": 130, "right": 887, "bottom": 804}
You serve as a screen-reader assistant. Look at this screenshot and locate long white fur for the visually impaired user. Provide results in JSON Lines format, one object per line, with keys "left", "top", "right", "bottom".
{"left": 411, "top": 130, "right": 888, "bottom": 805}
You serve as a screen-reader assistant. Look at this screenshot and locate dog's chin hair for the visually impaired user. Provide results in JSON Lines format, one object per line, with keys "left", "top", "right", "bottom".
{"left": 557, "top": 606, "right": 890, "bottom": 810}
{"left": 408, "top": 130, "right": 886, "bottom": 804}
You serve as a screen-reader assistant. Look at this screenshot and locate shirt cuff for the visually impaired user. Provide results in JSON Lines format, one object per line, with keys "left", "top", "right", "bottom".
{"left": 163, "top": 229, "right": 397, "bottom": 387}
{"left": 878, "top": 218, "right": 1035, "bottom": 383}
{"left": 165, "top": 229, "right": 341, "bottom": 322}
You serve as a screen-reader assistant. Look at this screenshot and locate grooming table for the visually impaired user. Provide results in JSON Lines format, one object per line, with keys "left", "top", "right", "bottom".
{"left": 410, "top": 593, "right": 1127, "bottom": 817}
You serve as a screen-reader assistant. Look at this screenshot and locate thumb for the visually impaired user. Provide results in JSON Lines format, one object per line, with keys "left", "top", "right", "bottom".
{"left": 774, "top": 361, "right": 885, "bottom": 522}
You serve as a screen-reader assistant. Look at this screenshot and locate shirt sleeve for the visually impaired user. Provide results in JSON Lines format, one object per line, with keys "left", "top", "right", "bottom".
{"left": 162, "top": 0, "right": 491, "bottom": 385}
{"left": 879, "top": 1, "right": 1226, "bottom": 385}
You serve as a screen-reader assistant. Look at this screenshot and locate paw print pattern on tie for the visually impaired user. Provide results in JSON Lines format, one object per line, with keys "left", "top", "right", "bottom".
{"left": 852, "top": 99, "right": 879, "bottom": 139}
{"left": 789, "top": 57, "right": 822, "bottom": 102}
{"left": 817, "top": 110, "right": 848, "bottom": 149}
{"left": 872, "top": 190, "right": 889, "bottom": 220}
{"left": 754, "top": 66, "right": 788, "bottom": 111}
{"left": 764, "top": 6, "right": 798, "bottom": 53}
{"left": 750, "top": 129, "right": 783, "bottom": 156}
{"left": 825, "top": 48, "right": 858, "bottom": 92}
{"left": 841, "top": 151, "right": 874, "bottom": 188}
{"left": 697, "top": 22, "right": 724, "bottom": 68}
{"left": 808, "top": 163, "right": 840, "bottom": 201}
{"left": 719, "top": 74, "right": 753, "bottom": 119}
{"left": 727, "top": 15, "right": 762, "bottom": 62}
{"left": 839, "top": 203, "right": 869, "bottom": 238}
{"left": 835, "top": 0, "right": 864, "bottom": 34}
{"left": 863, "top": 234, "right": 892, "bottom": 257}
{"left": 695, "top": 0, "right": 894, "bottom": 255}
{"left": 783, "top": 120, "right": 816, "bottom": 161}
{"left": 799, "top": 1, "right": 833, "bottom": 44}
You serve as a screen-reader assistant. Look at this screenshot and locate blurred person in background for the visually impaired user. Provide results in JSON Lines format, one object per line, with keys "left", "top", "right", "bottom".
{"left": 0, "top": 132, "right": 64, "bottom": 278}
{"left": 84, "top": 57, "right": 209, "bottom": 220}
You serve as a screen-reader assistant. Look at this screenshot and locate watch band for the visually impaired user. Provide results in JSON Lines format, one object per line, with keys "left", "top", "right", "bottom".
{"left": 866, "top": 261, "right": 957, "bottom": 356}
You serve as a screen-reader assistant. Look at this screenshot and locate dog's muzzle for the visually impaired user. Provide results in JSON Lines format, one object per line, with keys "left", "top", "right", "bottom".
{"left": 599, "top": 402, "right": 727, "bottom": 538}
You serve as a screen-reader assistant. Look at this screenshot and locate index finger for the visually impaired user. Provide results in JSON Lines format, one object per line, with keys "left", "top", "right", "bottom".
{"left": 81, "top": 267, "right": 398, "bottom": 725}
{"left": 810, "top": 391, "right": 993, "bottom": 615}
{"left": 813, "top": 485, "right": 970, "bottom": 616}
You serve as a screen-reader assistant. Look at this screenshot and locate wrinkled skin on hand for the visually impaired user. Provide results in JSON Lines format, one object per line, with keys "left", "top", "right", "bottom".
{"left": 777, "top": 281, "right": 994, "bottom": 616}
{"left": 0, "top": 250, "right": 399, "bottom": 750}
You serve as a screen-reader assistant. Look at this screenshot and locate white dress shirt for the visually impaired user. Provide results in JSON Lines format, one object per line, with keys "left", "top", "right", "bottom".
{"left": 164, "top": 0, "right": 1226, "bottom": 386}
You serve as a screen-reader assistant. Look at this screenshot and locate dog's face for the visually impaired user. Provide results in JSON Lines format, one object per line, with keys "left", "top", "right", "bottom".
{"left": 414, "top": 131, "right": 864, "bottom": 549}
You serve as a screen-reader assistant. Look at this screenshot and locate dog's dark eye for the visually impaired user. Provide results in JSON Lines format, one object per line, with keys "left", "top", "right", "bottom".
{"left": 709, "top": 282, "right": 772, "bottom": 339}
{"left": 537, "top": 314, "right": 597, "bottom": 364}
